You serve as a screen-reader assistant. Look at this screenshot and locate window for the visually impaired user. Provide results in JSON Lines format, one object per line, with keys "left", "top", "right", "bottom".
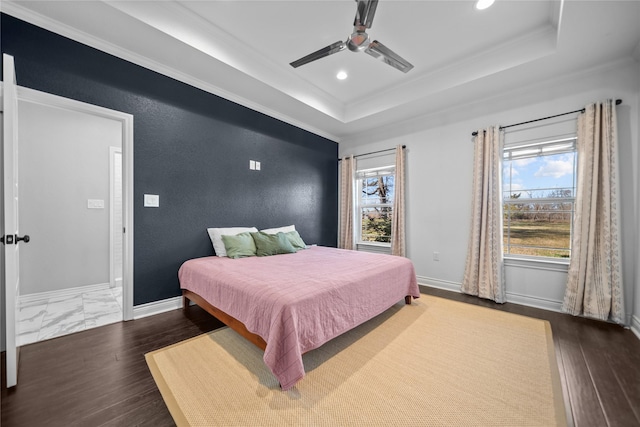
{"left": 357, "top": 166, "right": 395, "bottom": 244}
{"left": 503, "top": 137, "right": 577, "bottom": 259}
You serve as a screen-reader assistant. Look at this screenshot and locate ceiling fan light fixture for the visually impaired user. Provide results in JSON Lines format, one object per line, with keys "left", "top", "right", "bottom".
{"left": 336, "top": 71, "right": 348, "bottom": 80}
{"left": 475, "top": 0, "right": 495, "bottom": 10}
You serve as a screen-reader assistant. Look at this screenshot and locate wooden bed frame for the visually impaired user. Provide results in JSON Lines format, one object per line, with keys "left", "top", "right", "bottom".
{"left": 183, "top": 289, "right": 413, "bottom": 352}
{"left": 183, "top": 289, "right": 267, "bottom": 350}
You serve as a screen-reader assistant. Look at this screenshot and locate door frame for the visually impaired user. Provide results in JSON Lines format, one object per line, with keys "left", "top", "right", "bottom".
{"left": 0, "top": 106, "right": 4, "bottom": 356}
{"left": 109, "top": 146, "right": 123, "bottom": 289}
{"left": 1, "top": 83, "right": 135, "bottom": 321}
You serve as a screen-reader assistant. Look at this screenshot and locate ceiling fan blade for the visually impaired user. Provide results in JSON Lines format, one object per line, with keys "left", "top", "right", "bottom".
{"left": 365, "top": 40, "right": 414, "bottom": 73}
{"left": 290, "top": 41, "right": 347, "bottom": 68}
{"left": 354, "top": 0, "right": 379, "bottom": 29}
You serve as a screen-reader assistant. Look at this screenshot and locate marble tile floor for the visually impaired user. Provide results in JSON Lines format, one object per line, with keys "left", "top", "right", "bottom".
{"left": 18, "top": 286, "right": 123, "bottom": 346}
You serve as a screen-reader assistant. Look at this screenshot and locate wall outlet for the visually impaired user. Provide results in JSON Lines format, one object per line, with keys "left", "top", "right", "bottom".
{"left": 433, "top": 251, "right": 440, "bottom": 261}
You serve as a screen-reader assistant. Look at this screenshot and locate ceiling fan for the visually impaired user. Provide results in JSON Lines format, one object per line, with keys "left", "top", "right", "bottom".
{"left": 289, "top": 0, "right": 414, "bottom": 73}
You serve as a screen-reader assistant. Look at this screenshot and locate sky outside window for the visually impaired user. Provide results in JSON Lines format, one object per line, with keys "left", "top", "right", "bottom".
{"left": 504, "top": 152, "right": 576, "bottom": 198}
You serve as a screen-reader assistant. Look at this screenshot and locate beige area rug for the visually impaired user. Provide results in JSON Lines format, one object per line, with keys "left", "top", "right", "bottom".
{"left": 146, "top": 295, "right": 567, "bottom": 426}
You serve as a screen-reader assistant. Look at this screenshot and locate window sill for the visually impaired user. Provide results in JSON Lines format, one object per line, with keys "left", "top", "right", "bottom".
{"left": 357, "top": 242, "right": 391, "bottom": 255}
{"left": 504, "top": 255, "right": 569, "bottom": 273}
{"left": 357, "top": 241, "right": 391, "bottom": 248}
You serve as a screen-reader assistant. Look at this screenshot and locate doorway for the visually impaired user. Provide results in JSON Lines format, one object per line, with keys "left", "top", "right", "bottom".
{"left": 3, "top": 85, "right": 133, "bottom": 350}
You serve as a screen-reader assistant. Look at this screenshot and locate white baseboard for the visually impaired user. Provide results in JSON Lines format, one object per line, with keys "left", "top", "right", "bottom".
{"left": 20, "top": 284, "right": 184, "bottom": 322}
{"left": 20, "top": 282, "right": 112, "bottom": 304}
{"left": 417, "top": 276, "right": 461, "bottom": 293}
{"left": 631, "top": 315, "right": 640, "bottom": 341}
{"left": 133, "top": 296, "right": 183, "bottom": 320}
{"left": 417, "top": 276, "right": 565, "bottom": 313}
{"left": 504, "top": 291, "right": 563, "bottom": 313}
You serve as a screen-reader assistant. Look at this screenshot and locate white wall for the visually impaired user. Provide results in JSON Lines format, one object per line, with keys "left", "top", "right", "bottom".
{"left": 18, "top": 101, "right": 122, "bottom": 295}
{"left": 1, "top": 111, "right": 5, "bottom": 351}
{"left": 634, "top": 53, "right": 640, "bottom": 335}
{"left": 340, "top": 59, "right": 640, "bottom": 323}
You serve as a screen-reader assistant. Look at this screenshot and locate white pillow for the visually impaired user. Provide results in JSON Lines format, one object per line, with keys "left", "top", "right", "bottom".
{"left": 260, "top": 225, "right": 296, "bottom": 235}
{"left": 207, "top": 227, "right": 258, "bottom": 257}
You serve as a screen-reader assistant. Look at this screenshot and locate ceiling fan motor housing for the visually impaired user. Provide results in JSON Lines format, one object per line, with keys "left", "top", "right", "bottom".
{"left": 347, "top": 30, "right": 370, "bottom": 52}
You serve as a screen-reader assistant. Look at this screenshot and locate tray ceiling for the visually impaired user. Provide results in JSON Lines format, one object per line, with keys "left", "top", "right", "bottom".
{"left": 2, "top": 1, "right": 639, "bottom": 141}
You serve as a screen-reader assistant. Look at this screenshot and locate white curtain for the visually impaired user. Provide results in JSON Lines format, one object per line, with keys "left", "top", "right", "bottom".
{"left": 338, "top": 155, "right": 355, "bottom": 250}
{"left": 563, "top": 100, "right": 625, "bottom": 324}
{"left": 391, "top": 145, "right": 406, "bottom": 256}
{"left": 461, "top": 126, "right": 505, "bottom": 303}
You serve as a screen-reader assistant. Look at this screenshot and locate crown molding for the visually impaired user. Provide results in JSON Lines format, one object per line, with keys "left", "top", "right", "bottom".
{"left": 103, "top": 0, "right": 345, "bottom": 123}
{"left": 0, "top": 1, "right": 341, "bottom": 142}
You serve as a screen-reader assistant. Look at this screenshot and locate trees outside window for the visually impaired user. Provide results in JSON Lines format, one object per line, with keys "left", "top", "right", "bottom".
{"left": 357, "top": 167, "right": 395, "bottom": 244}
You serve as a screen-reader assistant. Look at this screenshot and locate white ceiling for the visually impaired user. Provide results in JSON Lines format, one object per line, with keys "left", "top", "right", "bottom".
{"left": 3, "top": 1, "right": 640, "bottom": 142}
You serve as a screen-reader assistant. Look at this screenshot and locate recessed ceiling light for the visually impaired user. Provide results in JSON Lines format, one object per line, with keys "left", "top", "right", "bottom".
{"left": 336, "top": 71, "right": 348, "bottom": 80}
{"left": 475, "top": 0, "right": 495, "bottom": 10}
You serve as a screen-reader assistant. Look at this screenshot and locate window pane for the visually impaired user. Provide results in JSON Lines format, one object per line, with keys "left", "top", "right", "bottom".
{"left": 360, "top": 206, "right": 393, "bottom": 243}
{"left": 503, "top": 152, "right": 576, "bottom": 199}
{"left": 503, "top": 149, "right": 576, "bottom": 259}
{"left": 504, "top": 137, "right": 576, "bottom": 161}
{"left": 361, "top": 175, "right": 394, "bottom": 206}
{"left": 503, "top": 201, "right": 572, "bottom": 258}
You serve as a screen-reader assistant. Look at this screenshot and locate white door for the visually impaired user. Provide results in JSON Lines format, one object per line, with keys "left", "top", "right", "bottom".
{"left": 3, "top": 53, "right": 29, "bottom": 388}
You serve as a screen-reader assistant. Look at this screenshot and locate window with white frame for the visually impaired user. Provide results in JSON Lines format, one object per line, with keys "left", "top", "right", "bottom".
{"left": 503, "top": 135, "right": 577, "bottom": 259}
{"left": 356, "top": 166, "right": 395, "bottom": 244}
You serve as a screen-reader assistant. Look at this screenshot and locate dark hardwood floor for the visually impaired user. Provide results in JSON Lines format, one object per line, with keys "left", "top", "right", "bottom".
{"left": 2, "top": 286, "right": 639, "bottom": 427}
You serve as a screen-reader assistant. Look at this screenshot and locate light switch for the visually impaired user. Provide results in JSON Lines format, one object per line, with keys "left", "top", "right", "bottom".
{"left": 255, "top": 161, "right": 261, "bottom": 170}
{"left": 249, "top": 160, "right": 256, "bottom": 170}
{"left": 87, "top": 199, "right": 105, "bottom": 209}
{"left": 144, "top": 194, "right": 160, "bottom": 207}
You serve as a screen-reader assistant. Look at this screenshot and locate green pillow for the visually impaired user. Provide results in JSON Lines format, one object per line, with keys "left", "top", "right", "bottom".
{"left": 221, "top": 232, "right": 257, "bottom": 259}
{"left": 251, "top": 231, "right": 297, "bottom": 256}
{"left": 284, "top": 230, "right": 306, "bottom": 250}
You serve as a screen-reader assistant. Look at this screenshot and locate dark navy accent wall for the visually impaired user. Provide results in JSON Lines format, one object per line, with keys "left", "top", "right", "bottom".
{"left": 1, "top": 14, "right": 338, "bottom": 305}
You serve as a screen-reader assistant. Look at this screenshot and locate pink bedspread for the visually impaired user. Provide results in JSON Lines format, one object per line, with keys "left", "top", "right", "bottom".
{"left": 178, "top": 246, "right": 420, "bottom": 390}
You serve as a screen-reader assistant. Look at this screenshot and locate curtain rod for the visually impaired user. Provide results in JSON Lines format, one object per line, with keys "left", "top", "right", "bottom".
{"left": 471, "top": 99, "right": 622, "bottom": 137}
{"left": 338, "top": 145, "right": 406, "bottom": 161}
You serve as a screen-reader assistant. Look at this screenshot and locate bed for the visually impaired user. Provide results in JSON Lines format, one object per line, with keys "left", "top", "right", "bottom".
{"left": 178, "top": 245, "right": 420, "bottom": 390}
